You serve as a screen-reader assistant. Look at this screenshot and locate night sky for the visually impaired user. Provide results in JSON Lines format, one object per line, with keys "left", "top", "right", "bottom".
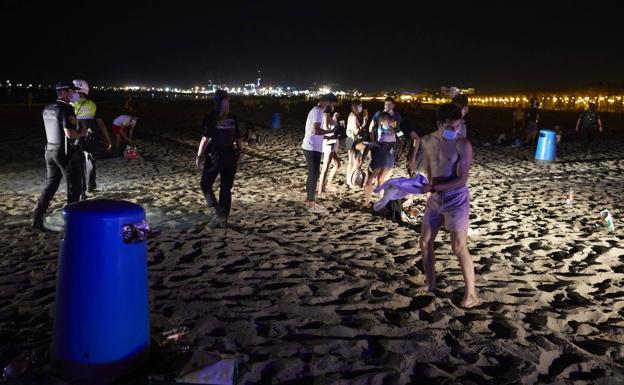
{"left": 3, "top": 1, "right": 622, "bottom": 92}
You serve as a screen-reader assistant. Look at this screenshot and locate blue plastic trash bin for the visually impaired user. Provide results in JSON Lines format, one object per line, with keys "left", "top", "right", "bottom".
{"left": 52, "top": 199, "right": 150, "bottom": 382}
{"left": 271, "top": 112, "right": 281, "bottom": 129}
{"left": 535, "top": 129, "right": 557, "bottom": 162}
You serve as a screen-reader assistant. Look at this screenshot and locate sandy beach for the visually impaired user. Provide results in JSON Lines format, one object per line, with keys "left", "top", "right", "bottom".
{"left": 1, "top": 99, "right": 624, "bottom": 384}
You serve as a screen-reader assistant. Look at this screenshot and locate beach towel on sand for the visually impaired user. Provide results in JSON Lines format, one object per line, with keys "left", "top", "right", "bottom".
{"left": 373, "top": 173, "right": 429, "bottom": 212}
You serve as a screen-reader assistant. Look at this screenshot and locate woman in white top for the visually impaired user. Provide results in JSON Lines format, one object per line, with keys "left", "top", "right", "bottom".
{"left": 317, "top": 109, "right": 343, "bottom": 195}
{"left": 345, "top": 100, "right": 367, "bottom": 188}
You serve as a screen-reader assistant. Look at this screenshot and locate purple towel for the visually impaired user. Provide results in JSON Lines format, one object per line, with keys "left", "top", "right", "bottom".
{"left": 374, "top": 173, "right": 429, "bottom": 212}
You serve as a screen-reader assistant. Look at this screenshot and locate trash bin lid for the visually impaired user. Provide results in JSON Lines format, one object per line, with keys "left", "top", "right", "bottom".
{"left": 63, "top": 199, "right": 145, "bottom": 220}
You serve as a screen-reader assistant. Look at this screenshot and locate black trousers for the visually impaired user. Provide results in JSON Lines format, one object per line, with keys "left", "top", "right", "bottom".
{"left": 33, "top": 147, "right": 83, "bottom": 222}
{"left": 82, "top": 138, "right": 100, "bottom": 192}
{"left": 200, "top": 149, "right": 237, "bottom": 218}
{"left": 303, "top": 149, "right": 321, "bottom": 202}
{"left": 581, "top": 127, "right": 595, "bottom": 152}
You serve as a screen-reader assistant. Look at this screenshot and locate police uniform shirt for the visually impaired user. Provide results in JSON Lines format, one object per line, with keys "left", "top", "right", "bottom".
{"left": 202, "top": 111, "right": 241, "bottom": 148}
{"left": 71, "top": 98, "right": 101, "bottom": 133}
{"left": 42, "top": 99, "right": 77, "bottom": 146}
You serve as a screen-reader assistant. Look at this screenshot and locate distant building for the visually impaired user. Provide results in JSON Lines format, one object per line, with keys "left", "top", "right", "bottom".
{"left": 441, "top": 86, "right": 475, "bottom": 97}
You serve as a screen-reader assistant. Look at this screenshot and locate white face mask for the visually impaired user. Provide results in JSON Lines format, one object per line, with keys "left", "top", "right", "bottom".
{"left": 69, "top": 92, "right": 80, "bottom": 102}
{"left": 442, "top": 128, "right": 458, "bottom": 140}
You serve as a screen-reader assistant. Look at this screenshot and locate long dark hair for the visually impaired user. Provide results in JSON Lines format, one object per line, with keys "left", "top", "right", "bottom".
{"left": 350, "top": 99, "right": 362, "bottom": 122}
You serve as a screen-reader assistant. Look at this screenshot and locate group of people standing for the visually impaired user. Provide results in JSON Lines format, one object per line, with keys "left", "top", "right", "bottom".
{"left": 32, "top": 80, "right": 138, "bottom": 231}
{"left": 512, "top": 99, "right": 603, "bottom": 151}
{"left": 301, "top": 94, "right": 479, "bottom": 307}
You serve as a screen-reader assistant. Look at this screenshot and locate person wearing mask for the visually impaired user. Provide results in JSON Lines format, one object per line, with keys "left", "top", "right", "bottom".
{"left": 575, "top": 102, "right": 603, "bottom": 153}
{"left": 419, "top": 103, "right": 480, "bottom": 308}
{"left": 363, "top": 112, "right": 398, "bottom": 208}
{"left": 32, "top": 81, "right": 86, "bottom": 231}
{"left": 368, "top": 96, "right": 402, "bottom": 138}
{"left": 70, "top": 79, "right": 112, "bottom": 197}
{"left": 301, "top": 93, "right": 337, "bottom": 213}
{"left": 196, "top": 90, "right": 242, "bottom": 228}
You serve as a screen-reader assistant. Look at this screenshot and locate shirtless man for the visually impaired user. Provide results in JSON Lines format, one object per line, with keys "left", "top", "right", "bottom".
{"left": 419, "top": 103, "right": 480, "bottom": 308}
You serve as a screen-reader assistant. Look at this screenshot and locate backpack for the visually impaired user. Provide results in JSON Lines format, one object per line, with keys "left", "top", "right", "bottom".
{"left": 351, "top": 168, "right": 366, "bottom": 188}
{"left": 581, "top": 111, "right": 597, "bottom": 128}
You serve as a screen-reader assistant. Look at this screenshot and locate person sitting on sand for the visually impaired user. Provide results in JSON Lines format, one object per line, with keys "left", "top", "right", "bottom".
{"left": 419, "top": 103, "right": 480, "bottom": 308}
{"left": 242, "top": 121, "right": 259, "bottom": 146}
{"left": 363, "top": 112, "right": 398, "bottom": 208}
{"left": 318, "top": 109, "right": 342, "bottom": 195}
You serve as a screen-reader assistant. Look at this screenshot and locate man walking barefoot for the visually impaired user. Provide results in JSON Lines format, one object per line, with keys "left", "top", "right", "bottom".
{"left": 419, "top": 103, "right": 480, "bottom": 308}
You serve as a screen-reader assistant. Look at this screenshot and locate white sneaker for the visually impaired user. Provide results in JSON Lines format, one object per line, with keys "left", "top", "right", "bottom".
{"left": 308, "top": 204, "right": 327, "bottom": 214}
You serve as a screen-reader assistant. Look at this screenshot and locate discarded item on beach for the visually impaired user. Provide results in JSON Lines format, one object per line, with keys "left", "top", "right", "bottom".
{"left": 176, "top": 350, "right": 238, "bottom": 385}
{"left": 2, "top": 349, "right": 36, "bottom": 380}
{"left": 565, "top": 188, "right": 574, "bottom": 205}
{"left": 601, "top": 209, "right": 615, "bottom": 231}
{"left": 373, "top": 173, "right": 429, "bottom": 212}
{"left": 157, "top": 327, "right": 191, "bottom": 347}
{"left": 351, "top": 168, "right": 366, "bottom": 188}
{"left": 124, "top": 145, "right": 138, "bottom": 160}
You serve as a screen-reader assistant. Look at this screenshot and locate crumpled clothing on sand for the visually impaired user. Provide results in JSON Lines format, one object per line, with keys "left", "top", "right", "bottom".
{"left": 373, "top": 173, "right": 429, "bottom": 212}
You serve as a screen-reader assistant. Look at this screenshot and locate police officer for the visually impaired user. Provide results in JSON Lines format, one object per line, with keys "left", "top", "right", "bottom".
{"left": 195, "top": 90, "right": 242, "bottom": 228}
{"left": 71, "top": 79, "right": 112, "bottom": 198}
{"left": 576, "top": 102, "right": 603, "bottom": 153}
{"left": 32, "top": 81, "right": 87, "bottom": 231}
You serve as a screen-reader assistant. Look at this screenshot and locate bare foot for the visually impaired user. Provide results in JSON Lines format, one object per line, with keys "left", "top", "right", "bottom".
{"left": 460, "top": 293, "right": 481, "bottom": 308}
{"left": 325, "top": 184, "right": 338, "bottom": 192}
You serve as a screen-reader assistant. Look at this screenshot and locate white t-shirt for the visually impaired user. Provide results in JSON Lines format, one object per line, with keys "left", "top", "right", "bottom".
{"left": 113, "top": 114, "right": 135, "bottom": 126}
{"left": 301, "top": 106, "right": 324, "bottom": 152}
{"left": 347, "top": 113, "right": 359, "bottom": 139}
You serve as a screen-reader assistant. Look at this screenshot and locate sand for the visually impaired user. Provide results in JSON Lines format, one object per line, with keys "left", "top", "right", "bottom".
{"left": 1, "top": 101, "right": 624, "bottom": 384}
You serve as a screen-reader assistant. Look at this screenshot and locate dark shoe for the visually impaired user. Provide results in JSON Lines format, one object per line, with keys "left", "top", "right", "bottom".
{"left": 80, "top": 193, "right": 88, "bottom": 201}
{"left": 31, "top": 219, "right": 45, "bottom": 232}
{"left": 205, "top": 207, "right": 226, "bottom": 228}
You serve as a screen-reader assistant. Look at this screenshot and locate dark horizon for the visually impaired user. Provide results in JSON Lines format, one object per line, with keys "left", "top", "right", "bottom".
{"left": 3, "top": 1, "right": 623, "bottom": 93}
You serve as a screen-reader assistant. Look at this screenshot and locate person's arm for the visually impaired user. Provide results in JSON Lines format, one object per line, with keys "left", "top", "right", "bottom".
{"left": 119, "top": 126, "right": 132, "bottom": 142}
{"left": 575, "top": 117, "right": 581, "bottom": 132}
{"left": 195, "top": 136, "right": 212, "bottom": 168}
{"left": 314, "top": 112, "right": 336, "bottom": 135}
{"left": 63, "top": 115, "right": 86, "bottom": 139}
{"left": 129, "top": 122, "right": 135, "bottom": 140}
{"left": 96, "top": 117, "right": 112, "bottom": 150}
{"left": 408, "top": 135, "right": 421, "bottom": 170}
{"left": 430, "top": 139, "right": 473, "bottom": 192}
{"left": 597, "top": 116, "right": 603, "bottom": 132}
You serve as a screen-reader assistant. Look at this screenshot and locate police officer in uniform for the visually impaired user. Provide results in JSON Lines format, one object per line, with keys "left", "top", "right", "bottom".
{"left": 195, "top": 90, "right": 242, "bottom": 228}
{"left": 32, "top": 81, "right": 86, "bottom": 231}
{"left": 576, "top": 102, "right": 603, "bottom": 153}
{"left": 71, "top": 79, "right": 112, "bottom": 198}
